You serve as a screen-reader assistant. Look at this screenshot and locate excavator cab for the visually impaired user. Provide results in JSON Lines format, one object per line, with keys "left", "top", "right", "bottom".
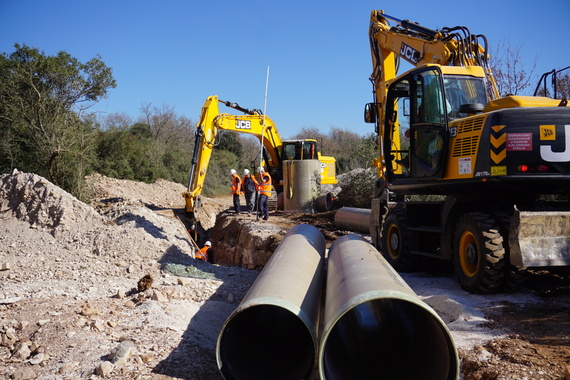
{"left": 282, "top": 140, "right": 317, "bottom": 160}
{"left": 371, "top": 65, "right": 491, "bottom": 181}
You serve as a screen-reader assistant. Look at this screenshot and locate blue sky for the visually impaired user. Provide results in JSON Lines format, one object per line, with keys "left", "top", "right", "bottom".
{"left": 1, "top": 0, "right": 569, "bottom": 138}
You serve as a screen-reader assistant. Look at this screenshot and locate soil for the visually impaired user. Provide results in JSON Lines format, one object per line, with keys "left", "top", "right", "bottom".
{"left": 1, "top": 171, "right": 569, "bottom": 379}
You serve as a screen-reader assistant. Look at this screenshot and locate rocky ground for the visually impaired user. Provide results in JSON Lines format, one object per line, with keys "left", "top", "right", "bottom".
{"left": 0, "top": 171, "right": 569, "bottom": 379}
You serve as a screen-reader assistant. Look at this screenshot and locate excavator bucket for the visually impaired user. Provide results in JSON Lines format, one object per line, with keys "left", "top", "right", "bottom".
{"left": 509, "top": 208, "right": 570, "bottom": 267}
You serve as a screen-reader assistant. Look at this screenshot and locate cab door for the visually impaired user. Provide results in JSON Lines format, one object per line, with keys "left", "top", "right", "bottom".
{"left": 384, "top": 67, "right": 448, "bottom": 180}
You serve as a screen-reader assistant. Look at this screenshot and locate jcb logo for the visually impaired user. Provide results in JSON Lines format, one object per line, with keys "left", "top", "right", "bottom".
{"left": 236, "top": 120, "right": 251, "bottom": 130}
{"left": 540, "top": 125, "right": 556, "bottom": 140}
{"left": 400, "top": 43, "right": 420, "bottom": 64}
{"left": 540, "top": 125, "right": 570, "bottom": 162}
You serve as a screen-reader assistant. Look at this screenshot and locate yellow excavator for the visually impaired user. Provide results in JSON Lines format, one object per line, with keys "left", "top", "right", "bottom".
{"left": 365, "top": 10, "right": 570, "bottom": 293}
{"left": 183, "top": 95, "right": 337, "bottom": 226}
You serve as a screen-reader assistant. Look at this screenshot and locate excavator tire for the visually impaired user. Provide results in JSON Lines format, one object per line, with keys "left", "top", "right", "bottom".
{"left": 381, "top": 209, "right": 416, "bottom": 272}
{"left": 494, "top": 212, "right": 527, "bottom": 292}
{"left": 453, "top": 212, "right": 505, "bottom": 294}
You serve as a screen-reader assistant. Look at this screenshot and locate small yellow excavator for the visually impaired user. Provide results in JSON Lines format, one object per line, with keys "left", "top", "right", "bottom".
{"left": 183, "top": 95, "right": 337, "bottom": 226}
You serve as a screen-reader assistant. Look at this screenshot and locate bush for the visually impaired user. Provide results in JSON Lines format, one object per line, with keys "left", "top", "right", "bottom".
{"left": 336, "top": 168, "right": 377, "bottom": 208}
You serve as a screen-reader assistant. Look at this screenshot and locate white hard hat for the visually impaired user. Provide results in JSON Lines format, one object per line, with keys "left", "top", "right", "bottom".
{"left": 205, "top": 241, "right": 212, "bottom": 247}
{"left": 244, "top": 169, "right": 250, "bottom": 175}
{"left": 257, "top": 166, "right": 264, "bottom": 173}
{"left": 230, "top": 169, "right": 236, "bottom": 175}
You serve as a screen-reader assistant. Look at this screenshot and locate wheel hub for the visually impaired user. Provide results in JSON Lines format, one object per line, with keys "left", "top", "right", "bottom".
{"left": 465, "top": 243, "right": 477, "bottom": 265}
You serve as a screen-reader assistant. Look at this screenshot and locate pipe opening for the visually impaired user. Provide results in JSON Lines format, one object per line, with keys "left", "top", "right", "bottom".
{"left": 219, "top": 305, "right": 315, "bottom": 380}
{"left": 322, "top": 298, "right": 457, "bottom": 380}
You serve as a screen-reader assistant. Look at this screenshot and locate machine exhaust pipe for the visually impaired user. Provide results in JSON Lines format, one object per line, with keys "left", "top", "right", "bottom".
{"left": 334, "top": 207, "right": 371, "bottom": 234}
{"left": 216, "top": 224, "right": 326, "bottom": 380}
{"left": 319, "top": 235, "right": 459, "bottom": 380}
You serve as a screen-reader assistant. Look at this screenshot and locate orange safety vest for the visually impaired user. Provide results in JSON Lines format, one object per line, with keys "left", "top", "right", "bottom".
{"left": 196, "top": 246, "right": 209, "bottom": 261}
{"left": 231, "top": 174, "right": 241, "bottom": 194}
{"left": 258, "top": 172, "right": 272, "bottom": 196}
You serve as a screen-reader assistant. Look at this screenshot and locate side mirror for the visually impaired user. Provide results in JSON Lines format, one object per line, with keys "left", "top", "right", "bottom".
{"left": 364, "top": 103, "right": 379, "bottom": 123}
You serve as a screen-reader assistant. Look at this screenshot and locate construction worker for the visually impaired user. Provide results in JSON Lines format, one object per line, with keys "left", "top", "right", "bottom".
{"left": 230, "top": 169, "right": 242, "bottom": 214}
{"left": 196, "top": 241, "right": 214, "bottom": 263}
{"left": 241, "top": 168, "right": 258, "bottom": 216}
{"left": 257, "top": 166, "right": 272, "bottom": 221}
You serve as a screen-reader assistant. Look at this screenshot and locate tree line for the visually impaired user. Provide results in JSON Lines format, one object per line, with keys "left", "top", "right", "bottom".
{"left": 0, "top": 44, "right": 378, "bottom": 202}
{"left": 2, "top": 44, "right": 568, "bottom": 205}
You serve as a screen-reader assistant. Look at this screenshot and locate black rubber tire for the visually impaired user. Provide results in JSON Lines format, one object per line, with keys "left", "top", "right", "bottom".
{"left": 495, "top": 212, "right": 527, "bottom": 292}
{"left": 453, "top": 212, "right": 505, "bottom": 294}
{"left": 381, "top": 209, "right": 416, "bottom": 272}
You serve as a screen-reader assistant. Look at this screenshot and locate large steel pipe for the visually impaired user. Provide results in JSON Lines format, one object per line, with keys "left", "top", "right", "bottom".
{"left": 319, "top": 235, "right": 459, "bottom": 380}
{"left": 216, "top": 224, "right": 326, "bottom": 380}
{"left": 334, "top": 207, "right": 371, "bottom": 233}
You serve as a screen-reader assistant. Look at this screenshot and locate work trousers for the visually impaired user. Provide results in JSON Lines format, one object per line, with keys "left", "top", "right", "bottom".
{"left": 232, "top": 193, "right": 241, "bottom": 213}
{"left": 258, "top": 194, "right": 269, "bottom": 220}
{"left": 244, "top": 191, "right": 255, "bottom": 214}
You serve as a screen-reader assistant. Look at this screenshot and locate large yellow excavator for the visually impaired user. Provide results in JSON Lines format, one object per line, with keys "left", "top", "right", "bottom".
{"left": 365, "top": 10, "right": 570, "bottom": 293}
{"left": 183, "top": 95, "right": 336, "bottom": 226}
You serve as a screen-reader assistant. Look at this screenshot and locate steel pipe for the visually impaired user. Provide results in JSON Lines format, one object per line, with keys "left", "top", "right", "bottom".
{"left": 315, "top": 192, "right": 334, "bottom": 212}
{"left": 334, "top": 207, "right": 371, "bottom": 234}
{"left": 216, "top": 224, "right": 326, "bottom": 380}
{"left": 319, "top": 235, "right": 459, "bottom": 380}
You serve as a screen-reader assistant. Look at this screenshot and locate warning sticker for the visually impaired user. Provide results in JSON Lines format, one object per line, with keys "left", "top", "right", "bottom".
{"left": 507, "top": 133, "right": 532, "bottom": 151}
{"left": 491, "top": 166, "right": 507, "bottom": 176}
{"left": 459, "top": 157, "right": 471, "bottom": 175}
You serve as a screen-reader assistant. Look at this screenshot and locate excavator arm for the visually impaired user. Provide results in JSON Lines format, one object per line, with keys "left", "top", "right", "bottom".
{"left": 183, "top": 95, "right": 286, "bottom": 223}
{"left": 369, "top": 10, "right": 499, "bottom": 105}
{"left": 367, "top": 10, "right": 501, "bottom": 179}
{"left": 185, "top": 95, "right": 327, "bottom": 224}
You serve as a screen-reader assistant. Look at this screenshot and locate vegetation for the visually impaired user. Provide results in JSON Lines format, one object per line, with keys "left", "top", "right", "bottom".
{"left": 0, "top": 44, "right": 380, "bottom": 204}
{"left": 4, "top": 42, "right": 565, "bottom": 209}
{"left": 0, "top": 44, "right": 116, "bottom": 200}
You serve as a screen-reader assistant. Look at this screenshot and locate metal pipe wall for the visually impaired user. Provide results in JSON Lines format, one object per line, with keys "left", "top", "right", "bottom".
{"left": 315, "top": 192, "right": 334, "bottom": 212}
{"left": 216, "top": 224, "right": 326, "bottom": 380}
{"left": 334, "top": 207, "right": 371, "bottom": 234}
{"left": 319, "top": 235, "right": 459, "bottom": 380}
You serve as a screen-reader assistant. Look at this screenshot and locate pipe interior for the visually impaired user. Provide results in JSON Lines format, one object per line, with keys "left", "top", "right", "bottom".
{"left": 219, "top": 304, "right": 314, "bottom": 380}
{"left": 322, "top": 298, "right": 457, "bottom": 380}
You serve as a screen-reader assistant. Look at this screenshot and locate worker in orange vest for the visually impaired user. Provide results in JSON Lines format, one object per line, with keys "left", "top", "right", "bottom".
{"left": 257, "top": 166, "right": 272, "bottom": 221}
{"left": 196, "top": 241, "right": 214, "bottom": 263}
{"left": 230, "top": 169, "right": 242, "bottom": 214}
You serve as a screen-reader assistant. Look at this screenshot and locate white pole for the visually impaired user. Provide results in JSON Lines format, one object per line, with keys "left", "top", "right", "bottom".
{"left": 260, "top": 66, "right": 270, "bottom": 168}
{"left": 257, "top": 66, "right": 270, "bottom": 220}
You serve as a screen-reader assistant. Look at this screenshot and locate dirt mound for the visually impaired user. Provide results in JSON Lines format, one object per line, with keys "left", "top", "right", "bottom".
{"left": 0, "top": 172, "right": 258, "bottom": 379}
{"left": 0, "top": 170, "right": 104, "bottom": 236}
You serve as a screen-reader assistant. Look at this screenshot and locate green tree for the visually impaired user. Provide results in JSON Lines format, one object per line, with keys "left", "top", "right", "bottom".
{"left": 216, "top": 131, "right": 243, "bottom": 159}
{"left": 0, "top": 44, "right": 116, "bottom": 198}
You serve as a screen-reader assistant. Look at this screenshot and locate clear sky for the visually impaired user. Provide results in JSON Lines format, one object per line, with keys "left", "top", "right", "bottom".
{"left": 2, "top": 0, "right": 569, "bottom": 138}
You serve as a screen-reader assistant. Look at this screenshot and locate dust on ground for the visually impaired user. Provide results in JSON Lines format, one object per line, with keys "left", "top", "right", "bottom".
{"left": 1, "top": 171, "right": 569, "bottom": 379}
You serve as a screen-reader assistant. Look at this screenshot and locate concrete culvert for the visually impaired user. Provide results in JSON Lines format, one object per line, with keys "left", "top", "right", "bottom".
{"left": 216, "top": 224, "right": 326, "bottom": 380}
{"left": 319, "top": 234, "right": 459, "bottom": 380}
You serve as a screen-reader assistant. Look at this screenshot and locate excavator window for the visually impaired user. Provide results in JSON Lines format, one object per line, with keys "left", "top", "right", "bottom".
{"left": 283, "top": 143, "right": 297, "bottom": 160}
{"left": 443, "top": 76, "right": 487, "bottom": 119}
{"left": 282, "top": 141, "right": 317, "bottom": 160}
